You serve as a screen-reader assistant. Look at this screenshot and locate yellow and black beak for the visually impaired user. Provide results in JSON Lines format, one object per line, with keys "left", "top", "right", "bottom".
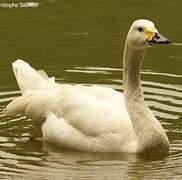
{"left": 144, "top": 27, "right": 170, "bottom": 44}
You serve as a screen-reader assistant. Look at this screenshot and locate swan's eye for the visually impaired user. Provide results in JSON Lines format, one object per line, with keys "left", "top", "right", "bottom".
{"left": 138, "top": 27, "right": 143, "bottom": 32}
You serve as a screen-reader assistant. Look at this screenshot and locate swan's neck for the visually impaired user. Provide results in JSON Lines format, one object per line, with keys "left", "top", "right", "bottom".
{"left": 123, "top": 41, "right": 169, "bottom": 156}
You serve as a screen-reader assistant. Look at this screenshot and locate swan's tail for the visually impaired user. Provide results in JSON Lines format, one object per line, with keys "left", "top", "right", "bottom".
{"left": 12, "top": 59, "right": 55, "bottom": 93}
{"left": 5, "top": 59, "right": 57, "bottom": 118}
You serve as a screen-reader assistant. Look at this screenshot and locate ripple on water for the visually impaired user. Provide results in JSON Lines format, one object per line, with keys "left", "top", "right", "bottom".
{"left": 0, "top": 66, "right": 181, "bottom": 179}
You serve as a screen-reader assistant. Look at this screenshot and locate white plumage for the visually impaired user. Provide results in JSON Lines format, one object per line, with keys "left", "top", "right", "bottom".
{"left": 5, "top": 19, "right": 170, "bottom": 155}
{"left": 7, "top": 59, "right": 136, "bottom": 152}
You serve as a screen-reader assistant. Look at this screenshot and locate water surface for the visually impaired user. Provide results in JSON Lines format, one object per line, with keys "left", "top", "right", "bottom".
{"left": 0, "top": 0, "right": 182, "bottom": 179}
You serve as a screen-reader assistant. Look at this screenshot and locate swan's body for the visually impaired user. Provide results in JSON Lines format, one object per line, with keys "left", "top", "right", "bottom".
{"left": 5, "top": 19, "right": 170, "bottom": 156}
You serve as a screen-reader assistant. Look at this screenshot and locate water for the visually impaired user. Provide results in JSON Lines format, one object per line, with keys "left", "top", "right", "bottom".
{"left": 0, "top": 0, "right": 181, "bottom": 179}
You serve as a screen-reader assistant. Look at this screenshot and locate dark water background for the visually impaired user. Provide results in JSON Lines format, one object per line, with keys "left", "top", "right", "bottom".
{"left": 0, "top": 0, "right": 181, "bottom": 179}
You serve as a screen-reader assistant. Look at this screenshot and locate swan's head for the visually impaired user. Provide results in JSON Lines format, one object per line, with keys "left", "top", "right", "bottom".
{"left": 126, "top": 19, "right": 170, "bottom": 50}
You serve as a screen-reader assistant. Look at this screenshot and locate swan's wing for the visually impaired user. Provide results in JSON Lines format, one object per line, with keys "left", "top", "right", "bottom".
{"left": 42, "top": 112, "right": 102, "bottom": 152}
{"left": 6, "top": 83, "right": 131, "bottom": 137}
{"left": 42, "top": 112, "right": 135, "bottom": 152}
{"left": 50, "top": 85, "right": 132, "bottom": 137}
{"left": 80, "top": 85, "right": 126, "bottom": 109}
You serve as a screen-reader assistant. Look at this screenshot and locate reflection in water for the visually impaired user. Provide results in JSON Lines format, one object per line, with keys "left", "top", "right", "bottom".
{"left": 172, "top": 43, "right": 182, "bottom": 46}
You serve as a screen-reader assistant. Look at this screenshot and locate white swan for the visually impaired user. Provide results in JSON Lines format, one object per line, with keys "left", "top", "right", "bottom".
{"left": 5, "top": 19, "right": 170, "bottom": 156}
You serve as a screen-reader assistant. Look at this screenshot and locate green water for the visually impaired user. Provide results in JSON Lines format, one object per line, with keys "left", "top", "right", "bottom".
{"left": 0, "top": 0, "right": 182, "bottom": 179}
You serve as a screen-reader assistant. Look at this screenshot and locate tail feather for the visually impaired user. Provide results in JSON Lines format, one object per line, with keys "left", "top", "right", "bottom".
{"left": 37, "top": 69, "right": 49, "bottom": 79}
{"left": 12, "top": 59, "right": 55, "bottom": 93}
{"left": 5, "top": 59, "right": 58, "bottom": 119}
{"left": 5, "top": 90, "right": 60, "bottom": 123}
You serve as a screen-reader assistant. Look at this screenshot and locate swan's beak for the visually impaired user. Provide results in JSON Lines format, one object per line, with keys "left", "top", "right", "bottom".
{"left": 149, "top": 32, "right": 170, "bottom": 44}
{"left": 144, "top": 27, "right": 170, "bottom": 44}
